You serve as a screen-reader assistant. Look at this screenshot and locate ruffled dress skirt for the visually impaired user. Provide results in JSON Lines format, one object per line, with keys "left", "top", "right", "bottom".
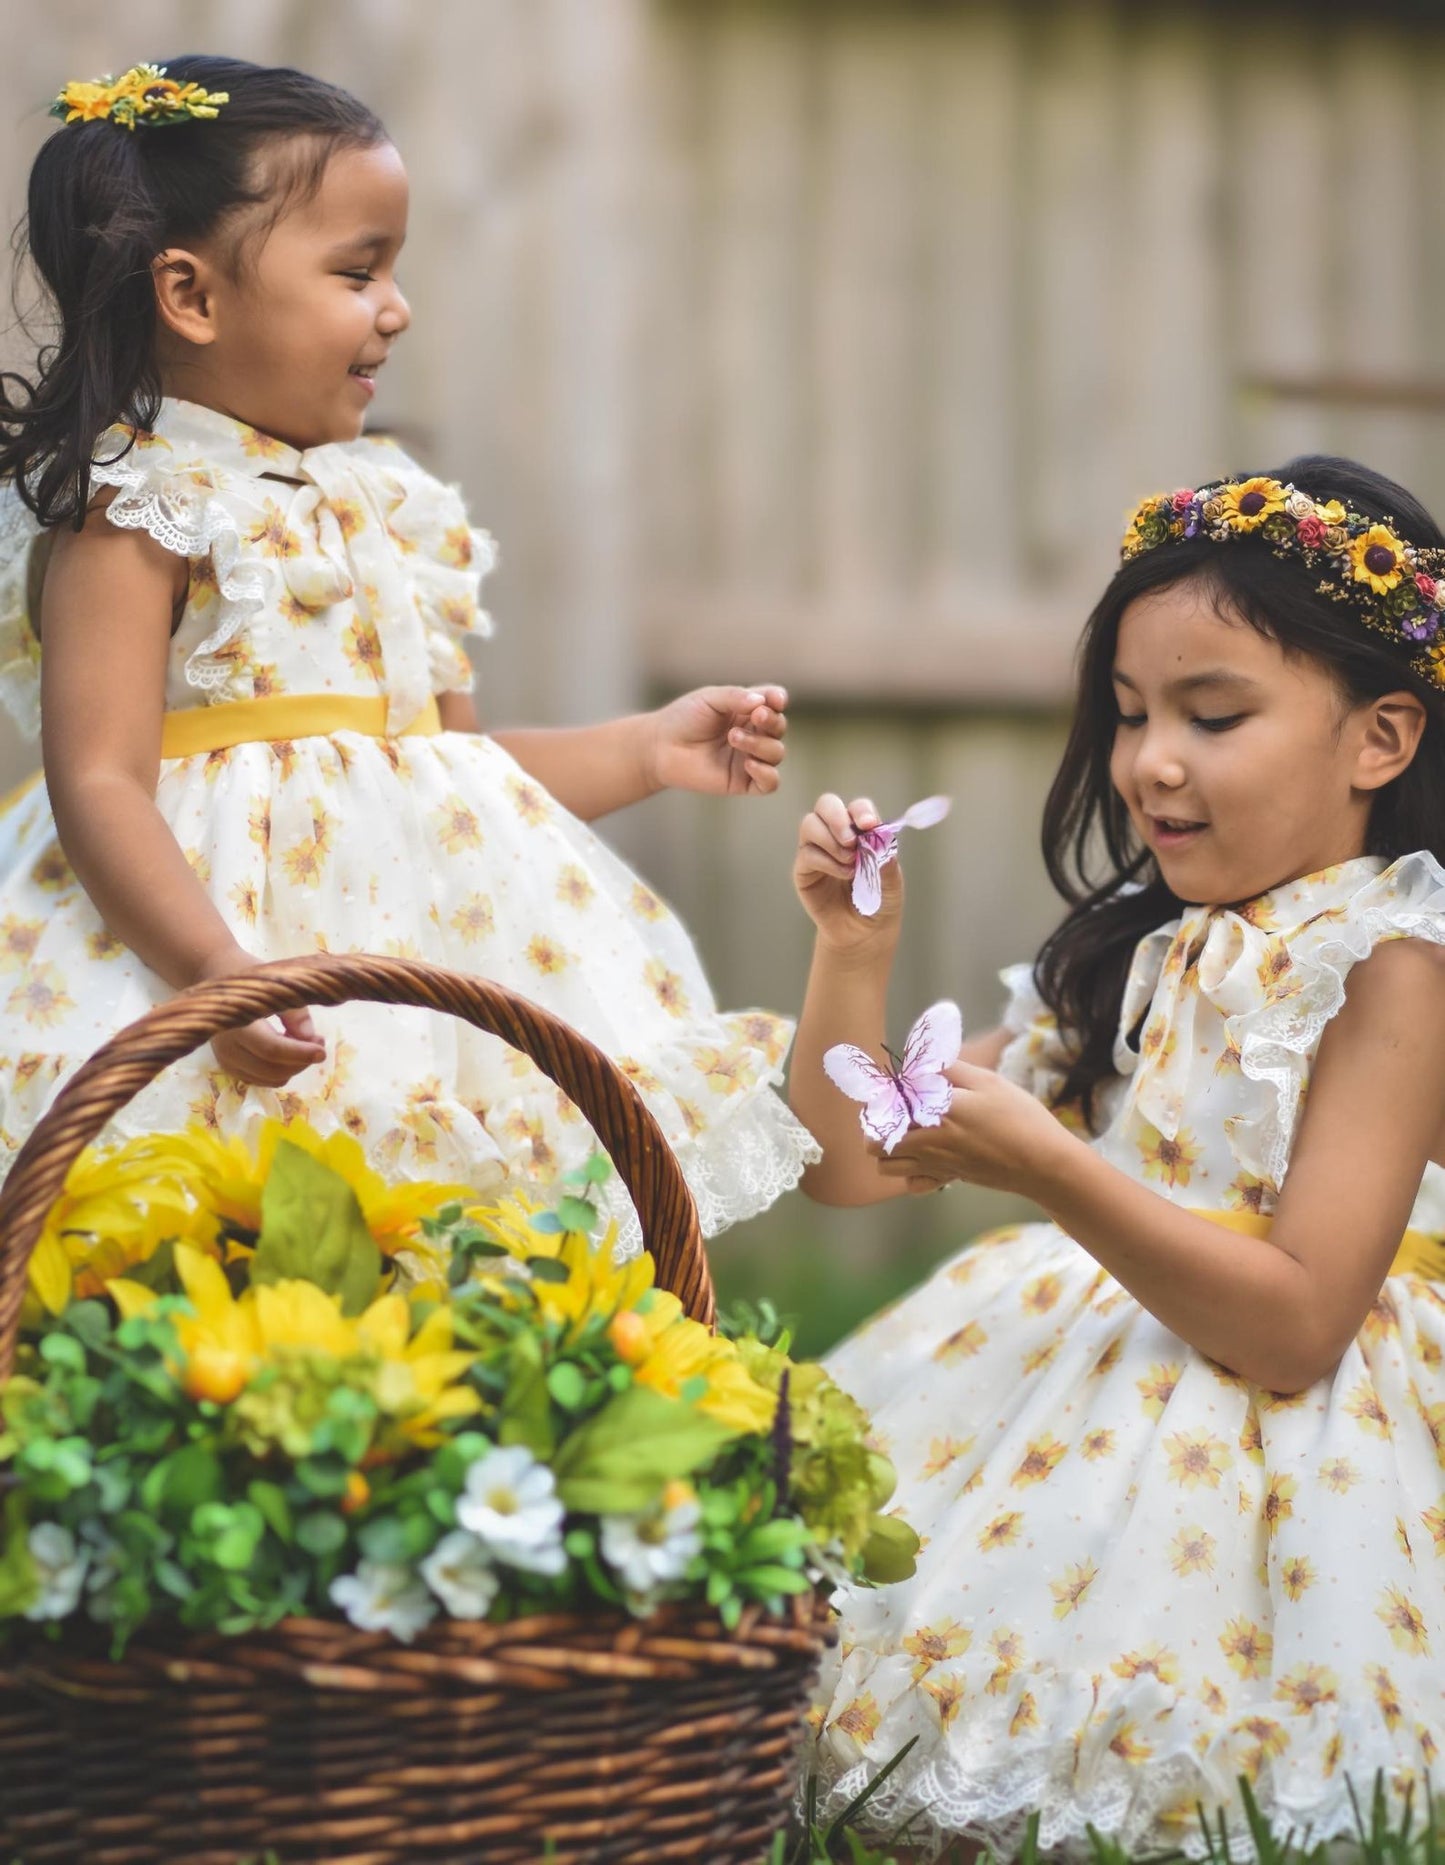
{"left": 810, "top": 1219, "right": 1445, "bottom": 1858}
{"left": 0, "top": 730, "right": 816, "bottom": 1252}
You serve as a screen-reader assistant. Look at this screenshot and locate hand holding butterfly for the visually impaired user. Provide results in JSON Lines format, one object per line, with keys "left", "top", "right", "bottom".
{"left": 874, "top": 1059, "right": 1075, "bottom": 1198}
{"left": 794, "top": 793, "right": 903, "bottom": 957}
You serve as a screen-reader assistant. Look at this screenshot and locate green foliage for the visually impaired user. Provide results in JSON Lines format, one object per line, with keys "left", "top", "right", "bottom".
{"left": 251, "top": 1140, "right": 380, "bottom": 1314}
{"left": 2, "top": 1151, "right": 913, "bottom": 1655}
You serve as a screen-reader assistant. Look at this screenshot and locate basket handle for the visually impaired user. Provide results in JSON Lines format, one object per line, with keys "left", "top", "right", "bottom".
{"left": 0, "top": 953, "right": 712, "bottom": 1380}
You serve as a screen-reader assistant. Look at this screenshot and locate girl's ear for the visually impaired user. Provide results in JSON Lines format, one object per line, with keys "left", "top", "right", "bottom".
{"left": 152, "top": 249, "right": 218, "bottom": 347}
{"left": 1353, "top": 690, "right": 1427, "bottom": 792}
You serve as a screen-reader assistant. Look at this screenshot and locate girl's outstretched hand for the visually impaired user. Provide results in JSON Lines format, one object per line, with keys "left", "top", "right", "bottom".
{"left": 875, "top": 1059, "right": 1072, "bottom": 1197}
{"left": 649, "top": 685, "right": 788, "bottom": 796}
{"left": 795, "top": 793, "right": 903, "bottom": 955}
{"left": 195, "top": 945, "right": 328, "bottom": 1088}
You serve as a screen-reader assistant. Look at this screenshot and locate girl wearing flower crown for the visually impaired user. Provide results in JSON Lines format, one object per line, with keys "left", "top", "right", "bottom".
{"left": 0, "top": 56, "right": 817, "bottom": 1248}
{"left": 791, "top": 457, "right": 1445, "bottom": 1855}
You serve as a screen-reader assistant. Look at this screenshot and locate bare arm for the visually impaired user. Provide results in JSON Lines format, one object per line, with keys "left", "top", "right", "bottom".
{"left": 40, "top": 510, "right": 325, "bottom": 1085}
{"left": 487, "top": 686, "right": 788, "bottom": 821}
{"left": 883, "top": 938, "right": 1445, "bottom": 1391}
{"left": 788, "top": 790, "right": 1007, "bottom": 1204}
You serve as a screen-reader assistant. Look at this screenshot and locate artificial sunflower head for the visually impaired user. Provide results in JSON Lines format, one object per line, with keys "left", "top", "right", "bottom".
{"left": 1216, "top": 477, "right": 1287, "bottom": 532}
{"left": 169, "top": 1119, "right": 473, "bottom": 1254}
{"left": 1349, "top": 524, "right": 1408, "bottom": 595}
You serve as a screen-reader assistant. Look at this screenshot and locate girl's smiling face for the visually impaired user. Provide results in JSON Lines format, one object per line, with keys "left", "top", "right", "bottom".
{"left": 1109, "top": 579, "right": 1424, "bottom": 905}
{"left": 155, "top": 138, "right": 411, "bottom": 450}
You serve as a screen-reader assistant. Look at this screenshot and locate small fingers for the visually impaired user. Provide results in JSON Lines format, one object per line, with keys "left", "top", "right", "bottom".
{"left": 729, "top": 727, "right": 785, "bottom": 765}
{"left": 744, "top": 758, "right": 782, "bottom": 795}
{"left": 846, "top": 796, "right": 880, "bottom": 834}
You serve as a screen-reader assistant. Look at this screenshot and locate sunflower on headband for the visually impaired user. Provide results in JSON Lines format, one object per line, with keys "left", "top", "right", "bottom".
{"left": 1121, "top": 474, "right": 1445, "bottom": 691}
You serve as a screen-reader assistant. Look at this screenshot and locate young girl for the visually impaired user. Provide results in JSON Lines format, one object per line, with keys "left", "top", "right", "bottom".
{"left": 791, "top": 458, "right": 1445, "bottom": 1856}
{"left": 0, "top": 56, "right": 818, "bottom": 1250}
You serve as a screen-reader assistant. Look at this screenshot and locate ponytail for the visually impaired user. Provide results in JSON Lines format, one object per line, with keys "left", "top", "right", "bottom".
{"left": 1, "top": 56, "right": 385, "bottom": 527}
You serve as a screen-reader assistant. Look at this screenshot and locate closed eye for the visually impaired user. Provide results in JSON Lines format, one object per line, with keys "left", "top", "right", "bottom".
{"left": 341, "top": 269, "right": 376, "bottom": 285}
{"left": 1193, "top": 713, "right": 1246, "bottom": 733}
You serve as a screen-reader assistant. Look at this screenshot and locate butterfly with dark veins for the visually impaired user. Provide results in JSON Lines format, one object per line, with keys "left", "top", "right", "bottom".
{"left": 850, "top": 796, "right": 951, "bottom": 916}
{"left": 823, "top": 1000, "right": 964, "bottom": 1155}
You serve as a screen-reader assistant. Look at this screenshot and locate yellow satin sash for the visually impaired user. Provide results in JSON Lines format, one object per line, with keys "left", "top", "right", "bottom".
{"left": 160, "top": 694, "right": 443, "bottom": 758}
{"left": 1194, "top": 1207, "right": 1445, "bottom": 1283}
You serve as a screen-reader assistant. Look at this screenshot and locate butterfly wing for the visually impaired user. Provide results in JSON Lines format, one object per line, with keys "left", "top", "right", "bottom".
{"left": 896, "top": 794, "right": 952, "bottom": 834}
{"left": 823, "top": 1042, "right": 912, "bottom": 1152}
{"left": 897, "top": 999, "right": 964, "bottom": 1129}
{"left": 851, "top": 839, "right": 889, "bottom": 916}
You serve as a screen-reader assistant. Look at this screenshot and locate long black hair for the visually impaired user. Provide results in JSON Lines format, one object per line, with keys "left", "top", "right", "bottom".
{"left": 1036, "top": 453, "right": 1445, "bottom": 1127}
{"left": 2, "top": 55, "right": 386, "bottom": 527}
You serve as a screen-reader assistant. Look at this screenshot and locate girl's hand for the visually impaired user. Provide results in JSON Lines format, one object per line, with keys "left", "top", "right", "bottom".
{"left": 875, "top": 1060, "right": 1073, "bottom": 1197}
{"left": 195, "top": 946, "right": 328, "bottom": 1088}
{"left": 648, "top": 685, "right": 788, "bottom": 796}
{"left": 795, "top": 794, "right": 902, "bottom": 955}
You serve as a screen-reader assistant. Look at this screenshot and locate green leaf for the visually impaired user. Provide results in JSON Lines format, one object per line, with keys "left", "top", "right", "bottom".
{"left": 145, "top": 1443, "right": 222, "bottom": 1513}
{"left": 247, "top": 1480, "right": 294, "bottom": 1544}
{"left": 296, "top": 1457, "right": 350, "bottom": 1498}
{"left": 251, "top": 1140, "right": 380, "bottom": 1316}
{"left": 39, "top": 1332, "right": 86, "bottom": 1372}
{"left": 859, "top": 1513, "right": 920, "bottom": 1585}
{"left": 499, "top": 1333, "right": 554, "bottom": 1458}
{"left": 0, "top": 1493, "right": 38, "bottom": 1618}
{"left": 555, "top": 1196, "right": 600, "bottom": 1235}
{"left": 546, "top": 1363, "right": 588, "bottom": 1411}
{"left": 124, "top": 1236, "right": 179, "bottom": 1294}
{"left": 553, "top": 1385, "right": 739, "bottom": 1515}
{"left": 526, "top": 1255, "right": 570, "bottom": 1284}
{"left": 296, "top": 1510, "right": 348, "bottom": 1556}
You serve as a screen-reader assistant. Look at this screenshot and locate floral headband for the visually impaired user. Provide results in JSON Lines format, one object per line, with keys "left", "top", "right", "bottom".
{"left": 1121, "top": 475, "right": 1445, "bottom": 692}
{"left": 51, "top": 63, "right": 228, "bottom": 131}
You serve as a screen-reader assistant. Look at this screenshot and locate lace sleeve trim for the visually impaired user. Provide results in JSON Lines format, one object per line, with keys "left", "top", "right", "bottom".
{"left": 1230, "top": 850, "right": 1445, "bottom": 1187}
{"left": 0, "top": 486, "right": 43, "bottom": 739}
{"left": 91, "top": 434, "right": 266, "bottom": 694}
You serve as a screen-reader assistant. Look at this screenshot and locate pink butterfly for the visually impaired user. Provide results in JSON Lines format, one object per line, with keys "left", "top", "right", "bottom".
{"left": 851, "top": 796, "right": 952, "bottom": 915}
{"left": 823, "top": 1000, "right": 964, "bottom": 1154}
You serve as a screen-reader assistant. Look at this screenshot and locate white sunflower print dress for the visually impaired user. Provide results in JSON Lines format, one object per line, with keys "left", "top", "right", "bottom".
{"left": 0, "top": 397, "right": 817, "bottom": 1250}
{"left": 812, "top": 852, "right": 1445, "bottom": 1858}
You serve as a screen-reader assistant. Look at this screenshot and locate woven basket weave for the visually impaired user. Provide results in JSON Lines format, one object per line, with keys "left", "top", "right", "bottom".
{"left": 0, "top": 955, "right": 832, "bottom": 1864}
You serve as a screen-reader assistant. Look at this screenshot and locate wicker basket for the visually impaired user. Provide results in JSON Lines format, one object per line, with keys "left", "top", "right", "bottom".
{"left": 0, "top": 955, "right": 833, "bottom": 1864}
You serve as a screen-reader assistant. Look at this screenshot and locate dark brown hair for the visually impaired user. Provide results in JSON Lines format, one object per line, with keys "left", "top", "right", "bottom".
{"left": 2, "top": 55, "right": 385, "bottom": 526}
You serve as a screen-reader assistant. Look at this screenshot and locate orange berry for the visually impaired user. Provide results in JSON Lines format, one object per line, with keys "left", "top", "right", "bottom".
{"left": 182, "top": 1343, "right": 250, "bottom": 1405}
{"left": 607, "top": 1310, "right": 649, "bottom": 1366}
{"left": 340, "top": 1471, "right": 370, "bottom": 1515}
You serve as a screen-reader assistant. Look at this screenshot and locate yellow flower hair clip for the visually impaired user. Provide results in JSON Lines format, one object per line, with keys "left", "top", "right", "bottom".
{"left": 50, "top": 63, "right": 229, "bottom": 131}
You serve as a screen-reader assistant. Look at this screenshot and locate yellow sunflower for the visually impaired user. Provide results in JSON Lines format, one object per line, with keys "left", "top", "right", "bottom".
{"left": 1216, "top": 477, "right": 1287, "bottom": 532}
{"left": 169, "top": 1119, "right": 473, "bottom": 1251}
{"left": 1349, "top": 524, "right": 1408, "bottom": 595}
{"left": 24, "top": 1132, "right": 215, "bottom": 1323}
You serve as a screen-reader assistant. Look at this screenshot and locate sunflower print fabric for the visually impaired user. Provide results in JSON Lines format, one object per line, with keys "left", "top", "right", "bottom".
{"left": 811, "top": 853, "right": 1445, "bottom": 1858}
{"left": 0, "top": 398, "right": 817, "bottom": 1253}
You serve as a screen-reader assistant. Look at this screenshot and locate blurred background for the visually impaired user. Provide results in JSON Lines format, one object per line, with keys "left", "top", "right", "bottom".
{"left": 5, "top": 0, "right": 1445, "bottom": 1350}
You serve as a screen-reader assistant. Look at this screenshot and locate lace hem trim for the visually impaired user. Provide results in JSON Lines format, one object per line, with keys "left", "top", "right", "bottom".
{"left": 812, "top": 1673, "right": 1432, "bottom": 1865}
{"left": 604, "top": 1090, "right": 821, "bottom": 1258}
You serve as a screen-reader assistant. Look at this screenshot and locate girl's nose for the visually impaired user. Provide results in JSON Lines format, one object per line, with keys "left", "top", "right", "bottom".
{"left": 1134, "top": 729, "right": 1188, "bottom": 792}
{"left": 379, "top": 284, "right": 411, "bottom": 338}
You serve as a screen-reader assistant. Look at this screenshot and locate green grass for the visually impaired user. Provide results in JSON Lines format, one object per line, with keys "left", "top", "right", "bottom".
{"left": 769, "top": 1765, "right": 1445, "bottom": 1864}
